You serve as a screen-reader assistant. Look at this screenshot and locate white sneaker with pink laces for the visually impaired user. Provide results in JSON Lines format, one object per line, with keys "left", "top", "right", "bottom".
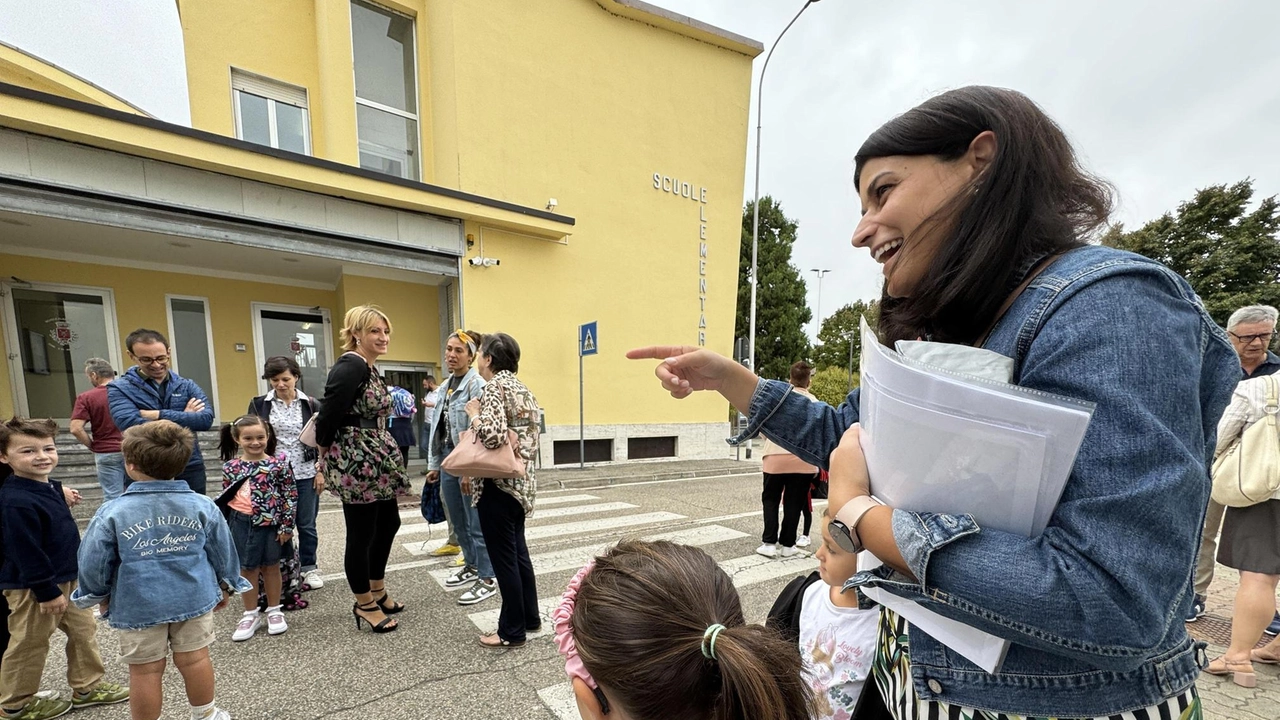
{"left": 232, "top": 611, "right": 263, "bottom": 641}
{"left": 265, "top": 607, "right": 288, "bottom": 636}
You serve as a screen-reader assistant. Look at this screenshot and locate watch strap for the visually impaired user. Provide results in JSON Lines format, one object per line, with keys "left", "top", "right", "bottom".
{"left": 835, "top": 495, "right": 884, "bottom": 534}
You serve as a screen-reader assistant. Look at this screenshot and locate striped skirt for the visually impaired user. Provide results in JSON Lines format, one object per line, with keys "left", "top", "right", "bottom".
{"left": 872, "top": 609, "right": 1201, "bottom": 720}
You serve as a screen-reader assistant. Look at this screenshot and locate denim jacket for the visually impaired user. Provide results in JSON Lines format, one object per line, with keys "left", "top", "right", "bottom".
{"left": 72, "top": 481, "right": 253, "bottom": 630}
{"left": 426, "top": 368, "right": 486, "bottom": 472}
{"left": 730, "top": 246, "right": 1239, "bottom": 716}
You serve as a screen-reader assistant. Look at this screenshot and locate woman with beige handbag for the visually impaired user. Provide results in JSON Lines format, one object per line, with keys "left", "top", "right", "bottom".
{"left": 1206, "top": 373, "right": 1280, "bottom": 687}
{"left": 460, "top": 332, "right": 543, "bottom": 649}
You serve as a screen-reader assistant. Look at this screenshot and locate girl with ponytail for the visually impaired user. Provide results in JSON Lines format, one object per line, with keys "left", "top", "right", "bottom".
{"left": 554, "top": 540, "right": 817, "bottom": 720}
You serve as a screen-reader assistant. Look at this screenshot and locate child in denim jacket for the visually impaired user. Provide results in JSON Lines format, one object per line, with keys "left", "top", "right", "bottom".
{"left": 215, "top": 416, "right": 297, "bottom": 641}
{"left": 74, "top": 421, "right": 250, "bottom": 720}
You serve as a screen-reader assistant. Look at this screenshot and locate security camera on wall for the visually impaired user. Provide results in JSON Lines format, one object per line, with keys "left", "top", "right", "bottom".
{"left": 469, "top": 257, "right": 501, "bottom": 267}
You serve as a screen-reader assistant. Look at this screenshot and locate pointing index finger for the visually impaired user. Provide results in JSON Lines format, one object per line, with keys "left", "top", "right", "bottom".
{"left": 625, "top": 345, "right": 699, "bottom": 360}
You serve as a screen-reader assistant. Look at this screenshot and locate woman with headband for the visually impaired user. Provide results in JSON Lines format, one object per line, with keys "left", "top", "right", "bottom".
{"left": 553, "top": 540, "right": 817, "bottom": 720}
{"left": 424, "top": 330, "right": 498, "bottom": 606}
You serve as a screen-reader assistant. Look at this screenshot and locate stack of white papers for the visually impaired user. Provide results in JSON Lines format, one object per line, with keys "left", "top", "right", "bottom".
{"left": 854, "top": 317, "right": 1094, "bottom": 673}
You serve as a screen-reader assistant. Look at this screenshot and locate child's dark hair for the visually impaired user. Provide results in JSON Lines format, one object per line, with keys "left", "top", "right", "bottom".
{"left": 0, "top": 417, "right": 58, "bottom": 455}
{"left": 122, "top": 421, "right": 194, "bottom": 480}
{"left": 219, "top": 415, "right": 277, "bottom": 461}
{"left": 573, "top": 540, "right": 817, "bottom": 720}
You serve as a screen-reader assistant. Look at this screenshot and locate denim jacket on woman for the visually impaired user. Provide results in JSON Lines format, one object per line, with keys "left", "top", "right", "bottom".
{"left": 730, "top": 246, "right": 1239, "bottom": 717}
{"left": 72, "top": 481, "right": 253, "bottom": 630}
{"left": 426, "top": 367, "right": 486, "bottom": 472}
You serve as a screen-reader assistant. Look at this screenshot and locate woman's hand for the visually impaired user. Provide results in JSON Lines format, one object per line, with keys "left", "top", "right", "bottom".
{"left": 465, "top": 398, "right": 481, "bottom": 420}
{"left": 425, "top": 470, "right": 440, "bottom": 484}
{"left": 828, "top": 424, "right": 872, "bottom": 514}
{"left": 626, "top": 345, "right": 759, "bottom": 411}
{"left": 460, "top": 476, "right": 472, "bottom": 494}
{"left": 278, "top": 530, "right": 293, "bottom": 546}
{"left": 313, "top": 473, "right": 325, "bottom": 492}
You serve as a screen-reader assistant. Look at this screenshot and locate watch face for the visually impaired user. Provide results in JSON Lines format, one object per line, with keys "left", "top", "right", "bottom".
{"left": 828, "top": 519, "right": 862, "bottom": 555}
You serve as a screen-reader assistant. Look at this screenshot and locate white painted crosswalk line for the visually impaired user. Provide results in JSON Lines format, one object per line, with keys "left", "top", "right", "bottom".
{"left": 402, "top": 511, "right": 685, "bottom": 556}
{"left": 530, "top": 549, "right": 819, "bottom": 718}
{"left": 537, "top": 683, "right": 579, "bottom": 720}
{"left": 536, "top": 494, "right": 601, "bottom": 507}
{"left": 441, "top": 523, "right": 747, "bottom": 594}
{"left": 396, "top": 502, "right": 639, "bottom": 537}
{"left": 525, "top": 512, "right": 685, "bottom": 541}
{"left": 527, "top": 501, "right": 638, "bottom": 520}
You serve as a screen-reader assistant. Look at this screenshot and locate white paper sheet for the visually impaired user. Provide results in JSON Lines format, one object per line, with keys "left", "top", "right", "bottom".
{"left": 854, "top": 317, "right": 1095, "bottom": 673}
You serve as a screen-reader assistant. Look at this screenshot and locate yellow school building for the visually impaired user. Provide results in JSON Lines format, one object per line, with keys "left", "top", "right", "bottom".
{"left": 0, "top": 0, "right": 760, "bottom": 464}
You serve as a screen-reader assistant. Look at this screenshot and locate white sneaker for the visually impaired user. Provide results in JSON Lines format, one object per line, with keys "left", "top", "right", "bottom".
{"left": 796, "top": 535, "right": 811, "bottom": 548}
{"left": 266, "top": 609, "right": 288, "bottom": 636}
{"left": 780, "top": 545, "right": 797, "bottom": 558}
{"left": 302, "top": 570, "right": 324, "bottom": 590}
{"left": 232, "top": 611, "right": 263, "bottom": 641}
{"left": 458, "top": 579, "right": 498, "bottom": 606}
{"left": 755, "top": 543, "right": 777, "bottom": 558}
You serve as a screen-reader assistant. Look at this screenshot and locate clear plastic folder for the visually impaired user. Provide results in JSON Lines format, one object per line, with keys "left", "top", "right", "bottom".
{"left": 853, "top": 317, "right": 1095, "bottom": 673}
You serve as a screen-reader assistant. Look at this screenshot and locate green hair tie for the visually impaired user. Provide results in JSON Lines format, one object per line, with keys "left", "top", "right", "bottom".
{"left": 702, "top": 623, "right": 727, "bottom": 660}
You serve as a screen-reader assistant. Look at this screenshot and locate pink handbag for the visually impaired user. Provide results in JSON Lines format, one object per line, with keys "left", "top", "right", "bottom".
{"left": 442, "top": 429, "right": 525, "bottom": 479}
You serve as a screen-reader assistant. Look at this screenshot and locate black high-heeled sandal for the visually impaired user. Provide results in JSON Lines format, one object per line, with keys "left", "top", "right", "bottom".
{"left": 372, "top": 592, "right": 405, "bottom": 615}
{"left": 352, "top": 602, "right": 398, "bottom": 633}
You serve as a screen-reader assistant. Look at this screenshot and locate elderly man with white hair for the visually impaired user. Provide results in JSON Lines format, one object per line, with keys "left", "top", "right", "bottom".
{"left": 1190, "top": 304, "right": 1280, "bottom": 625}
{"left": 69, "top": 357, "right": 125, "bottom": 501}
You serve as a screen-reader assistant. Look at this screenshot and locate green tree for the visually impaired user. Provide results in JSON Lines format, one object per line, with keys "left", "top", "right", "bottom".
{"left": 1102, "top": 180, "right": 1280, "bottom": 325}
{"left": 809, "top": 366, "right": 858, "bottom": 407}
{"left": 812, "top": 300, "right": 879, "bottom": 373}
{"left": 737, "top": 196, "right": 812, "bottom": 380}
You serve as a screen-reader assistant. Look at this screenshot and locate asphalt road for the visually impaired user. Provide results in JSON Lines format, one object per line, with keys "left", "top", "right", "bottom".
{"left": 35, "top": 470, "right": 813, "bottom": 720}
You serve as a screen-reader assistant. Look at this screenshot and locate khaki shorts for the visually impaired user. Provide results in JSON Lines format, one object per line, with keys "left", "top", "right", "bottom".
{"left": 117, "top": 611, "right": 216, "bottom": 665}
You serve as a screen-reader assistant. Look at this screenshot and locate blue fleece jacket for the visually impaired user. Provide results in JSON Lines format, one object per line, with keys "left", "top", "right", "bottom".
{"left": 108, "top": 367, "right": 214, "bottom": 474}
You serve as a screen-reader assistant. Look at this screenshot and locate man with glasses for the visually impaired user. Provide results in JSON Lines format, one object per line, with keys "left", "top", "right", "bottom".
{"left": 107, "top": 328, "right": 215, "bottom": 494}
{"left": 1190, "top": 305, "right": 1280, "bottom": 624}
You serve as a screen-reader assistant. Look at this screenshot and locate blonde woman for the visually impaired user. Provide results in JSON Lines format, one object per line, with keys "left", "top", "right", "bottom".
{"left": 313, "top": 305, "right": 410, "bottom": 633}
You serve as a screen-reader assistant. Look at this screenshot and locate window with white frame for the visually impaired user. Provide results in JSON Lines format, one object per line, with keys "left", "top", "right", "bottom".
{"left": 351, "top": 0, "right": 420, "bottom": 181}
{"left": 231, "top": 69, "right": 311, "bottom": 155}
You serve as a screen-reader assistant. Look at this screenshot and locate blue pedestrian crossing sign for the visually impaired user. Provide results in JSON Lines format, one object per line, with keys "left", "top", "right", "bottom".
{"left": 579, "top": 322, "right": 598, "bottom": 357}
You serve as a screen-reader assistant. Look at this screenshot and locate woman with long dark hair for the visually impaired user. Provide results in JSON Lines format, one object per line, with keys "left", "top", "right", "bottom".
{"left": 631, "top": 86, "right": 1238, "bottom": 717}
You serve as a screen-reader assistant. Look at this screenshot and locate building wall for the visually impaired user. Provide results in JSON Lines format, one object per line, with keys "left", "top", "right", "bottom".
{"left": 449, "top": 0, "right": 753, "bottom": 431}
{"left": 336, "top": 273, "right": 442, "bottom": 366}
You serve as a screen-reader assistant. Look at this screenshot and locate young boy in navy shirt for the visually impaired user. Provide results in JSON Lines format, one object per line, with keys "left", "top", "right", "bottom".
{"left": 0, "top": 417, "right": 128, "bottom": 720}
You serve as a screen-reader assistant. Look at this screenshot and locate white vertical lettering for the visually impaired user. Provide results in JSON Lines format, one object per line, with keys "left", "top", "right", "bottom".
{"left": 700, "top": 187, "right": 707, "bottom": 203}
{"left": 700, "top": 225, "right": 707, "bottom": 240}
{"left": 663, "top": 176, "right": 672, "bottom": 192}
{"left": 699, "top": 314, "right": 706, "bottom": 328}
{"left": 699, "top": 259, "right": 706, "bottom": 276}
{"left": 699, "top": 242, "right": 707, "bottom": 258}
{"left": 653, "top": 173, "right": 661, "bottom": 189}
{"left": 698, "top": 331, "right": 706, "bottom": 346}
{"left": 700, "top": 205, "right": 707, "bottom": 222}
{"left": 700, "top": 296, "right": 706, "bottom": 311}
{"left": 699, "top": 278, "right": 706, "bottom": 294}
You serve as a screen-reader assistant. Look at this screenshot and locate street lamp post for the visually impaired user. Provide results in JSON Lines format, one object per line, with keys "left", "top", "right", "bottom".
{"left": 748, "top": 0, "right": 823, "bottom": 376}
{"left": 810, "top": 268, "right": 831, "bottom": 338}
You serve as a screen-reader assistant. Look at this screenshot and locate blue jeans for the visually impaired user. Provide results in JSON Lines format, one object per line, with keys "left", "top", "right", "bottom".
{"left": 93, "top": 452, "right": 126, "bottom": 502}
{"left": 295, "top": 477, "right": 320, "bottom": 572}
{"left": 439, "top": 469, "right": 493, "bottom": 579}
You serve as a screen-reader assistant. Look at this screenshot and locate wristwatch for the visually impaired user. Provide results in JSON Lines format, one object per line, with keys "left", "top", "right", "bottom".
{"left": 829, "top": 496, "right": 884, "bottom": 554}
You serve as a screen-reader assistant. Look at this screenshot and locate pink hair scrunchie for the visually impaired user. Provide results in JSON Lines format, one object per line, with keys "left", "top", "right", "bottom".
{"left": 553, "top": 560, "right": 598, "bottom": 689}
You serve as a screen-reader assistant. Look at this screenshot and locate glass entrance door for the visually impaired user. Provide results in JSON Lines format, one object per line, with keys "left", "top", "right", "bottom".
{"left": 381, "top": 364, "right": 436, "bottom": 461}
{"left": 252, "top": 304, "right": 333, "bottom": 401}
{"left": 2, "top": 283, "right": 120, "bottom": 420}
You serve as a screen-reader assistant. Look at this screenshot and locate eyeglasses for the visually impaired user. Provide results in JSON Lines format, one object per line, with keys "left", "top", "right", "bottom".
{"left": 132, "top": 355, "right": 170, "bottom": 366}
{"left": 1229, "top": 331, "right": 1276, "bottom": 345}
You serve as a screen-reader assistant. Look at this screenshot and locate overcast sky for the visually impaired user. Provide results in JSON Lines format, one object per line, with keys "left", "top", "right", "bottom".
{"left": 653, "top": 0, "right": 1280, "bottom": 341}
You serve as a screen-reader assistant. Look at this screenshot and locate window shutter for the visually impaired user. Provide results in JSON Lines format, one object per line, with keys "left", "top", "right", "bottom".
{"left": 231, "top": 68, "right": 308, "bottom": 108}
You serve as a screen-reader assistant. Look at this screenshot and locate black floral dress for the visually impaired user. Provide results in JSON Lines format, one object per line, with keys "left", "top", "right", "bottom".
{"left": 321, "top": 367, "right": 410, "bottom": 504}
